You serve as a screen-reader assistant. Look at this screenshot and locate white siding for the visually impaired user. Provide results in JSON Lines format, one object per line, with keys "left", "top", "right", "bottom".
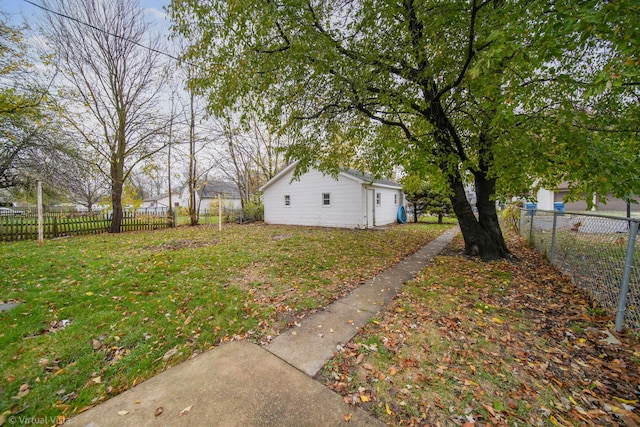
{"left": 264, "top": 169, "right": 365, "bottom": 228}
{"left": 262, "top": 164, "right": 406, "bottom": 228}
{"left": 370, "top": 186, "right": 403, "bottom": 226}
{"left": 536, "top": 189, "right": 554, "bottom": 210}
{"left": 199, "top": 197, "right": 242, "bottom": 214}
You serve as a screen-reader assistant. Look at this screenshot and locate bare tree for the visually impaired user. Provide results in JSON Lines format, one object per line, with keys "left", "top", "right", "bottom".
{"left": 42, "top": 0, "right": 168, "bottom": 232}
{"left": 215, "top": 111, "right": 289, "bottom": 207}
{"left": 174, "top": 69, "right": 217, "bottom": 226}
{"left": 186, "top": 71, "right": 198, "bottom": 225}
{"left": 63, "top": 154, "right": 110, "bottom": 212}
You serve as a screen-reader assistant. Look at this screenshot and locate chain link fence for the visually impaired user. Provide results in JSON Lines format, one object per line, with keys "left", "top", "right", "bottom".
{"left": 519, "top": 209, "right": 640, "bottom": 334}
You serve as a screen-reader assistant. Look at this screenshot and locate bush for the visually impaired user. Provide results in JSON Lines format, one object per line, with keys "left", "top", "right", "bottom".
{"left": 244, "top": 196, "right": 264, "bottom": 221}
{"left": 502, "top": 201, "right": 522, "bottom": 231}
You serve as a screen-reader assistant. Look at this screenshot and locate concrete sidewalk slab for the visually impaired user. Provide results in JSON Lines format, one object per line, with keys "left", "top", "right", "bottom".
{"left": 265, "top": 226, "right": 459, "bottom": 376}
{"left": 67, "top": 341, "right": 383, "bottom": 427}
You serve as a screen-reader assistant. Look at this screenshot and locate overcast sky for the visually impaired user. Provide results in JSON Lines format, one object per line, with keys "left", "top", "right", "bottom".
{"left": 1, "top": 0, "right": 170, "bottom": 30}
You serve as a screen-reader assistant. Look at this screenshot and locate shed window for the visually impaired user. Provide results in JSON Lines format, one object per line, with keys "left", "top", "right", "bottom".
{"left": 376, "top": 192, "right": 381, "bottom": 206}
{"left": 394, "top": 194, "right": 398, "bottom": 205}
{"left": 284, "top": 195, "right": 291, "bottom": 207}
{"left": 322, "top": 193, "right": 331, "bottom": 207}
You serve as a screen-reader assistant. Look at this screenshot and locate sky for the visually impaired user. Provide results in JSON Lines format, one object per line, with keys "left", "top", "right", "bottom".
{"left": 0, "top": 0, "right": 170, "bottom": 30}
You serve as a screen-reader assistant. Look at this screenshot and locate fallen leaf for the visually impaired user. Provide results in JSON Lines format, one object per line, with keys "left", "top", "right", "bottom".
{"left": 14, "top": 383, "right": 30, "bottom": 398}
{"left": 464, "top": 378, "right": 479, "bottom": 387}
{"left": 117, "top": 410, "right": 128, "bottom": 416}
{"left": 154, "top": 406, "right": 164, "bottom": 417}
{"left": 344, "top": 413, "right": 353, "bottom": 422}
{"left": 0, "top": 410, "right": 11, "bottom": 426}
{"left": 162, "top": 347, "right": 178, "bottom": 361}
{"left": 179, "top": 405, "right": 193, "bottom": 416}
{"left": 614, "top": 396, "right": 638, "bottom": 405}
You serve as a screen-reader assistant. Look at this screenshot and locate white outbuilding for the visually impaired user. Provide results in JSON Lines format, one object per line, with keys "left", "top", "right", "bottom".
{"left": 260, "top": 162, "right": 406, "bottom": 228}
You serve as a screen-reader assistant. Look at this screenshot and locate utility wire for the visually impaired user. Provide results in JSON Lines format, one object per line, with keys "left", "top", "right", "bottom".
{"left": 22, "top": 0, "right": 199, "bottom": 68}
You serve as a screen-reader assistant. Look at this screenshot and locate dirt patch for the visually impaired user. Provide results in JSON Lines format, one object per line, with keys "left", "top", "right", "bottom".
{"left": 146, "top": 239, "right": 218, "bottom": 251}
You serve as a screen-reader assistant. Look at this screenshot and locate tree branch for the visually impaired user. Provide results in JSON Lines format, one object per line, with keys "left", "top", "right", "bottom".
{"left": 436, "top": 0, "right": 493, "bottom": 98}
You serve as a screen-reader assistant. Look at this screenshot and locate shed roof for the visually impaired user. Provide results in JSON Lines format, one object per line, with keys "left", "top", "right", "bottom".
{"left": 259, "top": 162, "right": 403, "bottom": 192}
{"left": 143, "top": 190, "right": 181, "bottom": 203}
{"left": 199, "top": 180, "right": 241, "bottom": 199}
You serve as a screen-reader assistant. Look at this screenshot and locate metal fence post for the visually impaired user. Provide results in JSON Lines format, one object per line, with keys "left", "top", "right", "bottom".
{"left": 615, "top": 220, "right": 639, "bottom": 332}
{"left": 528, "top": 208, "right": 535, "bottom": 243}
{"left": 550, "top": 211, "right": 558, "bottom": 263}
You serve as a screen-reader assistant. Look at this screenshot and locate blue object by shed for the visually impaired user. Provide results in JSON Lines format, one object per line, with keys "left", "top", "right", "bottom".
{"left": 397, "top": 206, "right": 407, "bottom": 223}
{"left": 554, "top": 202, "right": 565, "bottom": 216}
{"left": 525, "top": 202, "right": 537, "bottom": 216}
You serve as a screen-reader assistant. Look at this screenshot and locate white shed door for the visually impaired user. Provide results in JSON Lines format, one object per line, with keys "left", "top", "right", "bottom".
{"left": 366, "top": 189, "right": 375, "bottom": 227}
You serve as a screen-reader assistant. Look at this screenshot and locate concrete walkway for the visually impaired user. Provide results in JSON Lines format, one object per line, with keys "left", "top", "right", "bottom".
{"left": 67, "top": 226, "right": 459, "bottom": 427}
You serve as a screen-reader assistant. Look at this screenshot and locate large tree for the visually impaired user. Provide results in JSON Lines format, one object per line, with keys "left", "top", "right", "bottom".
{"left": 492, "top": 1, "right": 640, "bottom": 207}
{"left": 170, "top": 0, "right": 638, "bottom": 259}
{"left": 0, "top": 17, "right": 66, "bottom": 192}
{"left": 42, "top": 0, "right": 168, "bottom": 232}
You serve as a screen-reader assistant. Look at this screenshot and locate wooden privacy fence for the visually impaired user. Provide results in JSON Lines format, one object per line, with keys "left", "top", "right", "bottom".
{"left": 0, "top": 212, "right": 172, "bottom": 242}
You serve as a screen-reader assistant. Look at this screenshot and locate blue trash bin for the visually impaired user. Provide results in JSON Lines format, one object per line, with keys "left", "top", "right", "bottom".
{"left": 525, "top": 203, "right": 537, "bottom": 216}
{"left": 553, "top": 202, "right": 565, "bottom": 216}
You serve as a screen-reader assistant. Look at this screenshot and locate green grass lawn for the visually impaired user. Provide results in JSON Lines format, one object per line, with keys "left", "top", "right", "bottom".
{"left": 0, "top": 222, "right": 452, "bottom": 421}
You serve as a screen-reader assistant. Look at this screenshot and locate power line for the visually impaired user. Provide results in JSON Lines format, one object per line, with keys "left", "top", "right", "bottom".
{"left": 22, "top": 0, "right": 197, "bottom": 68}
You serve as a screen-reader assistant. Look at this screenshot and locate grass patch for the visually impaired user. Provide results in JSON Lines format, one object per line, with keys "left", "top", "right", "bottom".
{"left": 0, "top": 222, "right": 452, "bottom": 420}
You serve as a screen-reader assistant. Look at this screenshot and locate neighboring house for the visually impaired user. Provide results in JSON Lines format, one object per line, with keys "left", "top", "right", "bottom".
{"left": 140, "top": 180, "right": 241, "bottom": 215}
{"left": 260, "top": 162, "right": 405, "bottom": 228}
{"left": 197, "top": 180, "right": 242, "bottom": 214}
{"left": 140, "top": 191, "right": 182, "bottom": 212}
{"left": 536, "top": 183, "right": 639, "bottom": 212}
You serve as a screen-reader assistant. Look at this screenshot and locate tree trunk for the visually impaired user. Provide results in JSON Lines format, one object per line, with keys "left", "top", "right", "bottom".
{"left": 188, "top": 86, "right": 198, "bottom": 226}
{"left": 167, "top": 135, "right": 174, "bottom": 227}
{"left": 109, "top": 136, "right": 126, "bottom": 233}
{"left": 447, "top": 172, "right": 509, "bottom": 261}
{"left": 110, "top": 176, "right": 123, "bottom": 233}
{"left": 475, "top": 172, "right": 509, "bottom": 256}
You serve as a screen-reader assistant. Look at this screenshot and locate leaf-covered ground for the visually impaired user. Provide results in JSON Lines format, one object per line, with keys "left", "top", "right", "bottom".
{"left": 318, "top": 232, "right": 640, "bottom": 426}
{"left": 0, "top": 222, "right": 451, "bottom": 421}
